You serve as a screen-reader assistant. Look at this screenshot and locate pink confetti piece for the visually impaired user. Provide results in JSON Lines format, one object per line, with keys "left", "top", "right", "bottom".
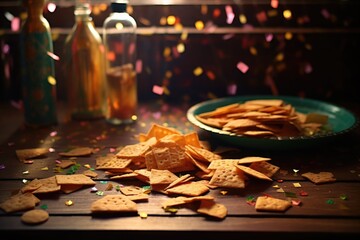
{"left": 2, "top": 44, "right": 10, "bottom": 54}
{"left": 47, "top": 51, "right": 60, "bottom": 61}
{"left": 304, "top": 63, "right": 313, "bottom": 74}
{"left": 50, "top": 131, "right": 58, "bottom": 137}
{"left": 321, "top": 9, "right": 330, "bottom": 19}
{"left": 227, "top": 83, "right": 237, "bottom": 95}
{"left": 136, "top": 59, "right": 142, "bottom": 73}
{"left": 129, "top": 42, "right": 136, "bottom": 55}
{"left": 292, "top": 199, "right": 302, "bottom": 206}
{"left": 265, "top": 33, "right": 273, "bottom": 42}
{"left": 225, "top": 5, "right": 234, "bottom": 24}
{"left": 237, "top": 61, "right": 249, "bottom": 73}
{"left": 109, "top": 147, "right": 116, "bottom": 153}
{"left": 152, "top": 85, "right": 164, "bottom": 95}
{"left": 223, "top": 33, "right": 235, "bottom": 40}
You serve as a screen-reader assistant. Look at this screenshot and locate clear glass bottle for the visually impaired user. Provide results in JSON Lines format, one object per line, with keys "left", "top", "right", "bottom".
{"left": 63, "top": 1, "right": 106, "bottom": 120}
{"left": 19, "top": 0, "right": 58, "bottom": 127}
{"left": 103, "top": 0, "right": 138, "bottom": 125}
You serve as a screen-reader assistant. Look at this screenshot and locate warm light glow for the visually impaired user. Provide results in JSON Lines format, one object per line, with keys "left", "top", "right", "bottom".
{"left": 283, "top": 10, "right": 292, "bottom": 19}
{"left": 167, "top": 15, "right": 176, "bottom": 25}
{"left": 115, "top": 22, "right": 124, "bottom": 30}
{"left": 195, "top": 20, "right": 204, "bottom": 30}
{"left": 47, "top": 2, "right": 56, "bottom": 12}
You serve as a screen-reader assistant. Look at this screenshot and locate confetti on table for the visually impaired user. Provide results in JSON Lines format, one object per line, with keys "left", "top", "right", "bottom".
{"left": 41, "top": 167, "right": 49, "bottom": 171}
{"left": 96, "top": 191, "right": 104, "bottom": 196}
{"left": 293, "top": 183, "right": 301, "bottom": 188}
{"left": 65, "top": 200, "right": 73, "bottom": 206}
{"left": 139, "top": 212, "right": 148, "bottom": 219}
{"left": 326, "top": 199, "right": 335, "bottom": 205}
{"left": 272, "top": 184, "right": 280, "bottom": 189}
{"left": 276, "top": 188, "right": 285, "bottom": 193}
{"left": 292, "top": 199, "right": 302, "bottom": 206}
{"left": 220, "top": 190, "right": 228, "bottom": 195}
{"left": 299, "top": 190, "right": 308, "bottom": 196}
{"left": 285, "top": 191, "right": 296, "bottom": 198}
{"left": 91, "top": 187, "right": 98, "bottom": 192}
{"left": 22, "top": 170, "right": 29, "bottom": 175}
{"left": 339, "top": 194, "right": 348, "bottom": 200}
{"left": 40, "top": 204, "right": 48, "bottom": 210}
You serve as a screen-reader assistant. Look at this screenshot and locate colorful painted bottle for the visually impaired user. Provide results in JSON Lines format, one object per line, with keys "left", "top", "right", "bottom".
{"left": 19, "top": 0, "right": 58, "bottom": 127}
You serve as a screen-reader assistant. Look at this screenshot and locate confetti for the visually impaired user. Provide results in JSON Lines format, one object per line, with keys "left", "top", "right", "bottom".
{"left": 293, "top": 183, "right": 301, "bottom": 188}
{"left": 96, "top": 191, "right": 104, "bottom": 196}
{"left": 91, "top": 187, "right": 98, "bottom": 192}
{"left": 139, "top": 212, "right": 148, "bottom": 219}
{"left": 41, "top": 167, "right": 49, "bottom": 171}
{"left": 299, "top": 190, "right": 308, "bottom": 196}
{"left": 22, "top": 170, "right": 29, "bottom": 175}
{"left": 40, "top": 204, "right": 48, "bottom": 210}
{"left": 236, "top": 61, "right": 249, "bottom": 73}
{"left": 339, "top": 194, "right": 348, "bottom": 200}
{"left": 285, "top": 191, "right": 296, "bottom": 198}
{"left": 65, "top": 200, "right": 73, "bottom": 206}
{"left": 220, "top": 190, "right": 228, "bottom": 195}
{"left": 152, "top": 85, "right": 164, "bottom": 95}
{"left": 326, "top": 199, "right": 335, "bottom": 205}
{"left": 291, "top": 199, "right": 302, "bottom": 206}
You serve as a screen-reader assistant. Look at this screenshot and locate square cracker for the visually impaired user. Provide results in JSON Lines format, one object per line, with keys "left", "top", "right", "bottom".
{"left": 55, "top": 174, "right": 96, "bottom": 185}
{"left": 255, "top": 196, "right": 291, "bottom": 212}
{"left": 301, "top": 172, "right": 336, "bottom": 184}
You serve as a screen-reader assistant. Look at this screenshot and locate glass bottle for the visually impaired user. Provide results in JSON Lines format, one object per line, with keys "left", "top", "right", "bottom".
{"left": 19, "top": 0, "right": 58, "bottom": 127}
{"left": 103, "top": 0, "right": 138, "bottom": 125}
{"left": 63, "top": 1, "right": 106, "bottom": 120}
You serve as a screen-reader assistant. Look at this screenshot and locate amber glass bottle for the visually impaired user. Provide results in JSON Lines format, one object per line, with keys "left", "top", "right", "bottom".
{"left": 63, "top": 1, "right": 106, "bottom": 120}
{"left": 19, "top": 0, "right": 58, "bottom": 127}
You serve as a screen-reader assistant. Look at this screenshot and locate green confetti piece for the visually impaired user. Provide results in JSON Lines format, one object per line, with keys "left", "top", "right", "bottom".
{"left": 285, "top": 191, "right": 297, "bottom": 198}
{"left": 100, "top": 181, "right": 108, "bottom": 184}
{"left": 115, "top": 185, "right": 121, "bottom": 191}
{"left": 96, "top": 191, "right": 104, "bottom": 196}
{"left": 326, "top": 199, "right": 335, "bottom": 205}
{"left": 40, "top": 204, "right": 48, "bottom": 210}
{"left": 246, "top": 195, "right": 255, "bottom": 202}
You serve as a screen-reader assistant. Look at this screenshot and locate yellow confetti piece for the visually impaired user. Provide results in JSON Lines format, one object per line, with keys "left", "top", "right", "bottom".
{"left": 275, "top": 53, "right": 284, "bottom": 62}
{"left": 239, "top": 14, "right": 247, "bottom": 24}
{"left": 65, "top": 200, "right": 73, "bottom": 206}
{"left": 193, "top": 67, "right": 203, "bottom": 76}
{"left": 167, "top": 15, "right": 176, "bottom": 25}
{"left": 293, "top": 183, "right": 302, "bottom": 188}
{"left": 283, "top": 9, "right": 292, "bottom": 19}
{"left": 180, "top": 31, "right": 188, "bottom": 41}
{"left": 276, "top": 188, "right": 285, "bottom": 193}
{"left": 22, "top": 170, "right": 29, "bottom": 175}
{"left": 195, "top": 20, "right": 204, "bottom": 30}
{"left": 139, "top": 212, "right": 148, "bottom": 219}
{"left": 249, "top": 47, "right": 258, "bottom": 55}
{"left": 285, "top": 32, "right": 293, "bottom": 40}
{"left": 177, "top": 43, "right": 185, "bottom": 53}
{"left": 48, "top": 76, "right": 56, "bottom": 85}
{"left": 84, "top": 164, "right": 91, "bottom": 169}
{"left": 163, "top": 47, "right": 171, "bottom": 57}
{"left": 272, "top": 184, "right": 280, "bottom": 189}
{"left": 220, "top": 190, "right": 228, "bottom": 195}
{"left": 41, "top": 167, "right": 48, "bottom": 171}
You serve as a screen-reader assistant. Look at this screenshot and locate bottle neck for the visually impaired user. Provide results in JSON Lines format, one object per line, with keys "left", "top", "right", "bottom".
{"left": 74, "top": 3, "right": 92, "bottom": 22}
{"left": 25, "top": 0, "right": 45, "bottom": 18}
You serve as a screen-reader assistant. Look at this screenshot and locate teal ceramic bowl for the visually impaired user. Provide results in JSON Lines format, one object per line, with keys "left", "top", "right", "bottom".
{"left": 187, "top": 95, "right": 358, "bottom": 150}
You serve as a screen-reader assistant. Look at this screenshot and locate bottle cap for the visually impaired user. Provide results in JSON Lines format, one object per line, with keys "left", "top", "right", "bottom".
{"left": 111, "top": 1, "right": 128, "bottom": 13}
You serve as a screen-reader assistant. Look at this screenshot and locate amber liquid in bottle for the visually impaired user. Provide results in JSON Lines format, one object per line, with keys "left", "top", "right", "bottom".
{"left": 103, "top": 1, "right": 138, "bottom": 125}
{"left": 19, "top": 0, "right": 58, "bottom": 127}
{"left": 63, "top": 2, "right": 106, "bottom": 120}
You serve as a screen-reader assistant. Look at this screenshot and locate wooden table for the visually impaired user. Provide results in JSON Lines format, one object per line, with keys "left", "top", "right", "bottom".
{"left": 0, "top": 101, "right": 359, "bottom": 240}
